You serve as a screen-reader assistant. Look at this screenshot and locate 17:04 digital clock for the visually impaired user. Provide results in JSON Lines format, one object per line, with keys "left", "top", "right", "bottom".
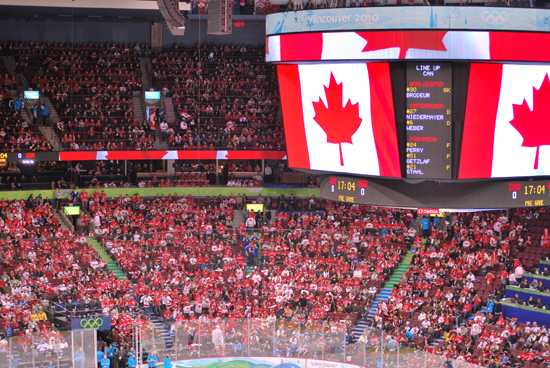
{"left": 321, "top": 176, "right": 550, "bottom": 209}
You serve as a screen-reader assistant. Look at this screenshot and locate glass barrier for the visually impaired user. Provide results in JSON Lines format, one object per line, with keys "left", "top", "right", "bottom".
{"left": 71, "top": 329, "right": 96, "bottom": 368}
{"left": 7, "top": 336, "right": 33, "bottom": 368}
{"left": 155, "top": 320, "right": 487, "bottom": 368}
{"left": 0, "top": 320, "right": 489, "bottom": 368}
{"left": 0, "top": 330, "right": 97, "bottom": 368}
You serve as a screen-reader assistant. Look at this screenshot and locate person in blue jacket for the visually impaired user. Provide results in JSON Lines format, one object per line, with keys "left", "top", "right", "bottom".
{"left": 128, "top": 353, "right": 137, "bottom": 368}
{"left": 420, "top": 217, "right": 431, "bottom": 238}
{"left": 97, "top": 349, "right": 105, "bottom": 368}
{"left": 107, "top": 344, "right": 119, "bottom": 367}
{"left": 100, "top": 356, "right": 110, "bottom": 368}
{"left": 486, "top": 298, "right": 496, "bottom": 314}
{"left": 13, "top": 98, "right": 23, "bottom": 112}
{"left": 147, "top": 351, "right": 158, "bottom": 368}
{"left": 8, "top": 357, "right": 19, "bottom": 368}
{"left": 163, "top": 355, "right": 172, "bottom": 368}
{"left": 74, "top": 348, "right": 86, "bottom": 368}
{"left": 232, "top": 339, "right": 242, "bottom": 355}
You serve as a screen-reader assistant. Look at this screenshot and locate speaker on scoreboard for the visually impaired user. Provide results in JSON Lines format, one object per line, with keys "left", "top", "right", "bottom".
{"left": 207, "top": 0, "right": 233, "bottom": 35}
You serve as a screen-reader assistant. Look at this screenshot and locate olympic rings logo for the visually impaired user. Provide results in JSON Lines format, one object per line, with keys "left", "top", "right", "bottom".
{"left": 482, "top": 11, "right": 509, "bottom": 25}
{"left": 80, "top": 318, "right": 104, "bottom": 330}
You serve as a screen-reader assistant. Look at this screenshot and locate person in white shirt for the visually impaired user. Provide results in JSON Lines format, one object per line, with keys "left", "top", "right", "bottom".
{"left": 160, "top": 121, "right": 169, "bottom": 141}
{"left": 245, "top": 216, "right": 256, "bottom": 234}
{"left": 194, "top": 301, "right": 203, "bottom": 317}
{"left": 493, "top": 220, "right": 502, "bottom": 235}
{"left": 253, "top": 172, "right": 263, "bottom": 183}
{"left": 212, "top": 325, "right": 224, "bottom": 350}
{"left": 514, "top": 265, "right": 524, "bottom": 281}
{"left": 141, "top": 295, "right": 153, "bottom": 312}
{"left": 508, "top": 272, "right": 517, "bottom": 286}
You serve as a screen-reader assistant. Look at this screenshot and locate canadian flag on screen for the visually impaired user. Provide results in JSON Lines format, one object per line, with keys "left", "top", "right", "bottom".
{"left": 266, "top": 31, "right": 491, "bottom": 62}
{"left": 459, "top": 64, "right": 550, "bottom": 179}
{"left": 277, "top": 63, "right": 400, "bottom": 177}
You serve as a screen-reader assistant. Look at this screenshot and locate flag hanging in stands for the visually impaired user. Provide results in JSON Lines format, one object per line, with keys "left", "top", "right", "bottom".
{"left": 459, "top": 64, "right": 550, "bottom": 179}
{"left": 277, "top": 62, "right": 400, "bottom": 177}
{"left": 149, "top": 107, "right": 157, "bottom": 130}
{"left": 180, "top": 111, "right": 192, "bottom": 119}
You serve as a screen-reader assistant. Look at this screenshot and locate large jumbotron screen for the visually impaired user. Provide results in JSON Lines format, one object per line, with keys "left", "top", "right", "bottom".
{"left": 268, "top": 7, "right": 550, "bottom": 180}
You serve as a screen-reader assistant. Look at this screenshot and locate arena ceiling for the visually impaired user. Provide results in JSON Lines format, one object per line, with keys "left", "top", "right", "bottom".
{"left": 0, "top": 0, "right": 191, "bottom": 20}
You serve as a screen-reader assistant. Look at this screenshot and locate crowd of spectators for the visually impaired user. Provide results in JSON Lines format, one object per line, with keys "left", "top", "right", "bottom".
{"left": 0, "top": 62, "right": 53, "bottom": 152}
{"left": 362, "top": 209, "right": 550, "bottom": 368}
{"left": 1, "top": 181, "right": 550, "bottom": 368}
{"left": 0, "top": 174, "right": 548, "bottom": 365}
{"left": 0, "top": 197, "right": 132, "bottom": 342}
{"left": 85, "top": 194, "right": 413, "bottom": 349}
{"left": 151, "top": 44, "right": 285, "bottom": 151}
{"left": 8, "top": 42, "right": 151, "bottom": 150}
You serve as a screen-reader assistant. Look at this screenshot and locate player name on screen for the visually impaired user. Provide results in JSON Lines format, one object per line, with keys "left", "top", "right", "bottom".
{"left": 405, "top": 63, "right": 452, "bottom": 179}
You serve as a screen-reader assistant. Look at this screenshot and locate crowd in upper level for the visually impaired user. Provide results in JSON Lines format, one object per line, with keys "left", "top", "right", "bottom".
{"left": 151, "top": 44, "right": 285, "bottom": 151}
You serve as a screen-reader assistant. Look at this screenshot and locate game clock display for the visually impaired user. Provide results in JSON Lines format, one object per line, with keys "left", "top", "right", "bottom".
{"left": 321, "top": 176, "right": 550, "bottom": 209}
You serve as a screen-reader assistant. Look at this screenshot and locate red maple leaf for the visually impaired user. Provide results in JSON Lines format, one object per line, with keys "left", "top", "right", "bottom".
{"left": 313, "top": 72, "right": 362, "bottom": 166}
{"left": 510, "top": 73, "right": 550, "bottom": 170}
{"left": 358, "top": 31, "right": 448, "bottom": 59}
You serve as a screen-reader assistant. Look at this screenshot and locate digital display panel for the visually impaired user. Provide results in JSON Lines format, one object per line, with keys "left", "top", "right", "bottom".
{"left": 64, "top": 206, "right": 80, "bottom": 216}
{"left": 246, "top": 203, "right": 264, "bottom": 213}
{"left": 322, "top": 175, "right": 550, "bottom": 209}
{"left": 459, "top": 63, "right": 550, "bottom": 179}
{"left": 277, "top": 62, "right": 401, "bottom": 178}
{"left": 405, "top": 63, "right": 452, "bottom": 179}
{"left": 266, "top": 31, "right": 550, "bottom": 63}
{"left": 24, "top": 91, "right": 39, "bottom": 99}
{"left": 144, "top": 91, "right": 161, "bottom": 100}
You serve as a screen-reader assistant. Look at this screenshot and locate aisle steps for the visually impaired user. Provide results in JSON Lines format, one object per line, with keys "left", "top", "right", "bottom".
{"left": 88, "top": 237, "right": 173, "bottom": 349}
{"left": 87, "top": 237, "right": 127, "bottom": 282}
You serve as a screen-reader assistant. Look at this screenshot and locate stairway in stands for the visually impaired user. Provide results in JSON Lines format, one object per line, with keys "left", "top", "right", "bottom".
{"left": 352, "top": 252, "right": 414, "bottom": 341}
{"left": 139, "top": 57, "right": 152, "bottom": 91}
{"left": 88, "top": 237, "right": 173, "bottom": 349}
{"left": 40, "top": 97, "right": 63, "bottom": 150}
{"left": 233, "top": 209, "right": 245, "bottom": 228}
{"left": 163, "top": 90, "right": 176, "bottom": 125}
{"left": 132, "top": 94, "right": 146, "bottom": 123}
{"left": 87, "top": 237, "right": 127, "bottom": 282}
{"left": 1, "top": 55, "right": 29, "bottom": 92}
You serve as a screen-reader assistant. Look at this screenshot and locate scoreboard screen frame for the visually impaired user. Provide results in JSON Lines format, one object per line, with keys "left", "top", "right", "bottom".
{"left": 321, "top": 175, "right": 550, "bottom": 209}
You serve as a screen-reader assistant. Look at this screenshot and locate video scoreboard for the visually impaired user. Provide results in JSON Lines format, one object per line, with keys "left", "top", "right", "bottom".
{"left": 405, "top": 63, "right": 452, "bottom": 179}
{"left": 322, "top": 176, "right": 550, "bottom": 209}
